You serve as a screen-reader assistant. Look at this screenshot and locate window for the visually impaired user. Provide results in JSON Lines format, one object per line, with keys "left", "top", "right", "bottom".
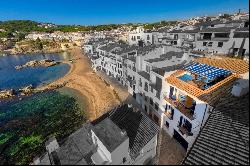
{"left": 123, "top": 157, "right": 127, "bottom": 163}
{"left": 165, "top": 121, "right": 169, "bottom": 128}
{"left": 165, "top": 104, "right": 169, "bottom": 111}
{"left": 146, "top": 65, "right": 151, "bottom": 73}
{"left": 150, "top": 98, "right": 153, "bottom": 105}
{"left": 144, "top": 95, "right": 148, "bottom": 102}
{"left": 203, "top": 42, "right": 207, "bottom": 46}
{"left": 94, "top": 137, "right": 98, "bottom": 144}
{"left": 151, "top": 86, "right": 153, "bottom": 93}
{"left": 144, "top": 82, "right": 148, "bottom": 92}
{"left": 137, "top": 36, "right": 140, "bottom": 39}
{"left": 139, "top": 78, "right": 142, "bottom": 87}
{"left": 208, "top": 42, "right": 213, "bottom": 47}
{"left": 218, "top": 42, "right": 223, "bottom": 47}
{"left": 147, "top": 35, "right": 150, "bottom": 40}
{"left": 154, "top": 103, "right": 159, "bottom": 111}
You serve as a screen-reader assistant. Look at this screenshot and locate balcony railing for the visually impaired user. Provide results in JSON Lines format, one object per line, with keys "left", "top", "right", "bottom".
{"left": 165, "top": 96, "right": 195, "bottom": 120}
{"left": 178, "top": 125, "right": 193, "bottom": 136}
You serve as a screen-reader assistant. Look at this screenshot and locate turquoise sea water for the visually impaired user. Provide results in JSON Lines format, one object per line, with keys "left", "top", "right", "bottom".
{"left": 0, "top": 90, "right": 86, "bottom": 164}
{"left": 0, "top": 52, "right": 88, "bottom": 164}
{"left": 0, "top": 52, "right": 71, "bottom": 90}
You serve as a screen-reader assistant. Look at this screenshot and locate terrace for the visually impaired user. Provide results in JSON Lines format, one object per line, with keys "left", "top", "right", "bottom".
{"left": 165, "top": 58, "right": 247, "bottom": 104}
{"left": 165, "top": 91, "right": 196, "bottom": 121}
{"left": 178, "top": 62, "right": 232, "bottom": 90}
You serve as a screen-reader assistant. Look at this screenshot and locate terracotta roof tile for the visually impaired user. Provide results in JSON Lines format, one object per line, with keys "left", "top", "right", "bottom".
{"left": 194, "top": 57, "right": 249, "bottom": 74}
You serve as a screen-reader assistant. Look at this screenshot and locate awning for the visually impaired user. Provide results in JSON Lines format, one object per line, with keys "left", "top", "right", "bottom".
{"left": 184, "top": 62, "right": 231, "bottom": 80}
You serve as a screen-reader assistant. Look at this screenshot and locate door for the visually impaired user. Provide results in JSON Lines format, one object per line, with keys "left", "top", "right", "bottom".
{"left": 173, "top": 130, "right": 188, "bottom": 150}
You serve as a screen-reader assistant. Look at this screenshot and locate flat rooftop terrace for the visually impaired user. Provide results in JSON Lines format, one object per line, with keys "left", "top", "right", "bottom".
{"left": 165, "top": 57, "right": 248, "bottom": 104}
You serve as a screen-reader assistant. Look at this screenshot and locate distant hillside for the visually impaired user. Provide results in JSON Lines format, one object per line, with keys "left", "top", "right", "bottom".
{"left": 0, "top": 19, "right": 178, "bottom": 39}
{"left": 0, "top": 20, "right": 39, "bottom": 32}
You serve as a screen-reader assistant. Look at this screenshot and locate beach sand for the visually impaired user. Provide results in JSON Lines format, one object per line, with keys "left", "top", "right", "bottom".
{"left": 44, "top": 48, "right": 121, "bottom": 120}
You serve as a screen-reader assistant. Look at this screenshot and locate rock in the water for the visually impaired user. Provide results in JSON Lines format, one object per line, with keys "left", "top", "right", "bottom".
{"left": 15, "top": 59, "right": 60, "bottom": 70}
{"left": 0, "top": 89, "right": 16, "bottom": 99}
{"left": 19, "top": 84, "right": 34, "bottom": 95}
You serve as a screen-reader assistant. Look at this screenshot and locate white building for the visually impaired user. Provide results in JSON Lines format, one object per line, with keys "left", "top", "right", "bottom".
{"left": 33, "top": 104, "right": 159, "bottom": 165}
{"left": 194, "top": 26, "right": 249, "bottom": 57}
{"left": 161, "top": 57, "right": 249, "bottom": 150}
{"left": 124, "top": 44, "right": 203, "bottom": 127}
{"left": 128, "top": 26, "right": 153, "bottom": 46}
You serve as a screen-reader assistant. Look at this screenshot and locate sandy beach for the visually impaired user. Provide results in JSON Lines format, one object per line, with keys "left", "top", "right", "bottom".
{"left": 43, "top": 47, "right": 121, "bottom": 120}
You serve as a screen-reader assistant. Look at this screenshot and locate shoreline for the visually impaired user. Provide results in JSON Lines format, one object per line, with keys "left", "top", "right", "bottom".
{"left": 0, "top": 49, "right": 67, "bottom": 56}
{"left": 0, "top": 48, "right": 122, "bottom": 121}
{"left": 39, "top": 47, "right": 121, "bottom": 120}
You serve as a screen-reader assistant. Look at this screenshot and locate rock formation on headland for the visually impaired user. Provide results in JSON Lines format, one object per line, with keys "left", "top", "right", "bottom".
{"left": 15, "top": 59, "right": 60, "bottom": 70}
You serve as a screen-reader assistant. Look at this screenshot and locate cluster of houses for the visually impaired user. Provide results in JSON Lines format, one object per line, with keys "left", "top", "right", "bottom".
{"left": 82, "top": 12, "right": 249, "bottom": 163}
{"left": 25, "top": 31, "right": 85, "bottom": 42}
{"left": 33, "top": 12, "right": 249, "bottom": 165}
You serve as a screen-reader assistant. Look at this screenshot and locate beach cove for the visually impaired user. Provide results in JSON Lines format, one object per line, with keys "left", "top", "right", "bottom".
{"left": 0, "top": 48, "right": 122, "bottom": 164}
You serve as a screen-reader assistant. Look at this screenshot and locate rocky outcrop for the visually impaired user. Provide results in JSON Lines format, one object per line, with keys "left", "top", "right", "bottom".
{"left": 19, "top": 84, "right": 34, "bottom": 95}
{"left": 15, "top": 59, "right": 60, "bottom": 70}
{"left": 0, "top": 89, "right": 16, "bottom": 99}
{"left": 0, "top": 82, "right": 69, "bottom": 100}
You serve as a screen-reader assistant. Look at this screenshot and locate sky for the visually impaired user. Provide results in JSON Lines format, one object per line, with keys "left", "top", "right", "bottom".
{"left": 0, "top": 0, "right": 248, "bottom": 25}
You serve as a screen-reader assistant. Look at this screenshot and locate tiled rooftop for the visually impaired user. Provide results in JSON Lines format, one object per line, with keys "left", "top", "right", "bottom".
{"left": 146, "top": 51, "right": 184, "bottom": 63}
{"left": 199, "top": 27, "right": 234, "bottom": 33}
{"left": 165, "top": 58, "right": 243, "bottom": 103}
{"left": 183, "top": 92, "right": 249, "bottom": 165}
{"left": 194, "top": 57, "right": 249, "bottom": 74}
{"left": 92, "top": 118, "right": 128, "bottom": 152}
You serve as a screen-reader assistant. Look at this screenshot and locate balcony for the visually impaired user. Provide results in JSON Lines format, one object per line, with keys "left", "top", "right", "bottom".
{"left": 197, "top": 37, "right": 212, "bottom": 41}
{"left": 212, "top": 37, "right": 230, "bottom": 41}
{"left": 178, "top": 125, "right": 193, "bottom": 136}
{"left": 197, "top": 36, "right": 229, "bottom": 41}
{"left": 165, "top": 111, "right": 173, "bottom": 120}
{"left": 165, "top": 96, "right": 195, "bottom": 120}
{"left": 183, "top": 38, "right": 195, "bottom": 42}
{"left": 163, "top": 36, "right": 178, "bottom": 40}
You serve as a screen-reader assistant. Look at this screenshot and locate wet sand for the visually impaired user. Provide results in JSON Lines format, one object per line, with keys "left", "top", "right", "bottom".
{"left": 44, "top": 48, "right": 120, "bottom": 120}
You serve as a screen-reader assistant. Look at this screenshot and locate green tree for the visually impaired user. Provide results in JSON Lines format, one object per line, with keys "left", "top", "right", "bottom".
{"left": 34, "top": 38, "right": 43, "bottom": 50}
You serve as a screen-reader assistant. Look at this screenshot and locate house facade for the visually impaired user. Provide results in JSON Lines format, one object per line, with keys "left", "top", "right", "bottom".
{"left": 33, "top": 104, "right": 159, "bottom": 165}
